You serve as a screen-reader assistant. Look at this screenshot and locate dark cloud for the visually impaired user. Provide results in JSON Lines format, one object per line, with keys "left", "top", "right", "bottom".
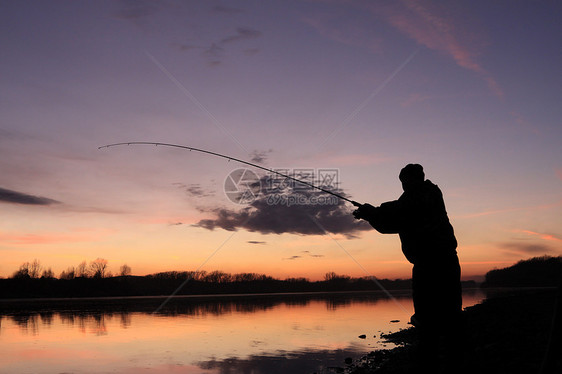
{"left": 247, "top": 240, "right": 266, "bottom": 244}
{"left": 193, "top": 176, "right": 370, "bottom": 238}
{"left": 0, "top": 187, "right": 59, "bottom": 206}
{"left": 500, "top": 241, "right": 553, "bottom": 256}
{"left": 283, "top": 251, "right": 325, "bottom": 260}
{"left": 221, "top": 27, "right": 262, "bottom": 44}
{"left": 249, "top": 149, "right": 272, "bottom": 164}
{"left": 174, "top": 183, "right": 215, "bottom": 198}
{"left": 284, "top": 255, "right": 302, "bottom": 260}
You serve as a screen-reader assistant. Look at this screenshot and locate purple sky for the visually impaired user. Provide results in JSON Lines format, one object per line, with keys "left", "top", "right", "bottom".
{"left": 1, "top": 0, "right": 561, "bottom": 280}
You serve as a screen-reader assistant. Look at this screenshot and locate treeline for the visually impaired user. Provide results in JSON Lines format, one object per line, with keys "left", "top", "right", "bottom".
{"left": 11, "top": 258, "right": 131, "bottom": 280}
{"left": 0, "top": 266, "right": 417, "bottom": 299}
{"left": 482, "top": 255, "right": 562, "bottom": 288}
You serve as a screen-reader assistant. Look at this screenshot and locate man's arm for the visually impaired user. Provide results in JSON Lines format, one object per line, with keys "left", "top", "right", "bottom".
{"left": 353, "top": 201, "right": 401, "bottom": 234}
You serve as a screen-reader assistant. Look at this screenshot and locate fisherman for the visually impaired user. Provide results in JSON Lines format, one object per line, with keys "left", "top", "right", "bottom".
{"left": 352, "top": 163, "right": 464, "bottom": 369}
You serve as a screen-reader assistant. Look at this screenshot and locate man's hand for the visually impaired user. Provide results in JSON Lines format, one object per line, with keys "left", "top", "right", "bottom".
{"left": 352, "top": 203, "right": 377, "bottom": 220}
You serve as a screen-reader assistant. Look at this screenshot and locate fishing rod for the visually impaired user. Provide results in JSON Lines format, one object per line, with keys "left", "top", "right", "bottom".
{"left": 98, "top": 142, "right": 361, "bottom": 207}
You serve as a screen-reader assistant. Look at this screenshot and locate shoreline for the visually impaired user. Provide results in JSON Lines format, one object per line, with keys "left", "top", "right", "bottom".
{"left": 347, "top": 287, "right": 560, "bottom": 373}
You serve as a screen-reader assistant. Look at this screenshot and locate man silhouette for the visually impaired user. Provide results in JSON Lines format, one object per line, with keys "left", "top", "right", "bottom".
{"left": 353, "top": 164, "right": 463, "bottom": 369}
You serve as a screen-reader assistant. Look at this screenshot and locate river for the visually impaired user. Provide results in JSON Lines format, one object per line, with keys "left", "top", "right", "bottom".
{"left": 0, "top": 290, "right": 485, "bottom": 374}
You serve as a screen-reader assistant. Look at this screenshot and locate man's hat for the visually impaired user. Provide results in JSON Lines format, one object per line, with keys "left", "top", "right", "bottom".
{"left": 399, "top": 164, "right": 425, "bottom": 182}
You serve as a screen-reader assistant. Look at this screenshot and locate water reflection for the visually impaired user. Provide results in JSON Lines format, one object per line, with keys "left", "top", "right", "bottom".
{"left": 0, "top": 291, "right": 485, "bottom": 374}
{"left": 198, "top": 347, "right": 367, "bottom": 374}
{"left": 1, "top": 291, "right": 412, "bottom": 333}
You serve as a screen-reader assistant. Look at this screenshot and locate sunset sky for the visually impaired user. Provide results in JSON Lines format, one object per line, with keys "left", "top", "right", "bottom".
{"left": 1, "top": 0, "right": 561, "bottom": 281}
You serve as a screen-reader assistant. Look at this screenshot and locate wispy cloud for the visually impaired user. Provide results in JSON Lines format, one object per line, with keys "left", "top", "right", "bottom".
{"left": 283, "top": 255, "right": 302, "bottom": 260}
{"left": 174, "top": 182, "right": 215, "bottom": 198}
{"left": 283, "top": 250, "right": 324, "bottom": 260}
{"left": 199, "top": 27, "right": 262, "bottom": 66}
{"left": 370, "top": 1, "right": 503, "bottom": 98}
{"left": 0, "top": 230, "right": 107, "bottom": 245}
{"left": 499, "top": 241, "right": 552, "bottom": 256}
{"left": 498, "top": 228, "right": 562, "bottom": 256}
{"left": 220, "top": 27, "right": 262, "bottom": 44}
{"left": 249, "top": 149, "right": 272, "bottom": 164}
{"left": 0, "top": 187, "right": 59, "bottom": 206}
{"left": 512, "top": 229, "right": 562, "bottom": 243}
{"left": 455, "top": 200, "right": 562, "bottom": 219}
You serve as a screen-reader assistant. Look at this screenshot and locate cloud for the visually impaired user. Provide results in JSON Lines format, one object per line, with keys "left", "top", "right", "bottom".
{"left": 189, "top": 27, "right": 262, "bottom": 66}
{"left": 500, "top": 241, "right": 552, "bottom": 256}
{"left": 193, "top": 176, "right": 370, "bottom": 238}
{"left": 174, "top": 183, "right": 215, "bottom": 198}
{"left": 220, "top": 27, "right": 262, "bottom": 44}
{"left": 249, "top": 149, "right": 272, "bottom": 164}
{"left": 203, "top": 43, "right": 225, "bottom": 65}
{"left": 283, "top": 255, "right": 302, "bottom": 260}
{"left": 369, "top": 1, "right": 503, "bottom": 98}
{"left": 0, "top": 187, "right": 59, "bottom": 206}
{"left": 202, "top": 26, "right": 262, "bottom": 66}
{"left": 0, "top": 231, "right": 106, "bottom": 245}
{"left": 185, "top": 185, "right": 206, "bottom": 197}
{"left": 512, "top": 229, "right": 562, "bottom": 243}
{"left": 283, "top": 250, "right": 325, "bottom": 260}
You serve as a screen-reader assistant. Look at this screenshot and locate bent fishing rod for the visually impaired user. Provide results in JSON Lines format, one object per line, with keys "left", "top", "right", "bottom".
{"left": 98, "top": 142, "right": 361, "bottom": 207}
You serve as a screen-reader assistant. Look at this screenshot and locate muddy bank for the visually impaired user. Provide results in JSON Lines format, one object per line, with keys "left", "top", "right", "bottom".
{"left": 346, "top": 288, "right": 560, "bottom": 374}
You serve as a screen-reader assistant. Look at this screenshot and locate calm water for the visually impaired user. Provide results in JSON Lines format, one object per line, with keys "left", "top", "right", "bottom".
{"left": 0, "top": 291, "right": 485, "bottom": 374}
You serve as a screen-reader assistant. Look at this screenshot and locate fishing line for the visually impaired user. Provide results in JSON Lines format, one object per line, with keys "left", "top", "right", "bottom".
{"left": 99, "top": 141, "right": 361, "bottom": 206}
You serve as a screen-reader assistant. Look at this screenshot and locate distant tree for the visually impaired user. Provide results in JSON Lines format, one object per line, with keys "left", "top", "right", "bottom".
{"left": 12, "top": 263, "right": 30, "bottom": 279}
{"left": 41, "top": 268, "right": 54, "bottom": 279}
{"left": 192, "top": 270, "right": 207, "bottom": 281}
{"left": 76, "top": 261, "right": 89, "bottom": 277}
{"left": 60, "top": 266, "right": 76, "bottom": 280}
{"left": 285, "top": 277, "right": 309, "bottom": 283}
{"left": 29, "top": 259, "right": 42, "bottom": 278}
{"left": 233, "top": 273, "right": 271, "bottom": 282}
{"left": 90, "top": 258, "right": 109, "bottom": 278}
{"left": 324, "top": 272, "right": 350, "bottom": 282}
{"left": 12, "top": 259, "right": 42, "bottom": 279}
{"left": 204, "top": 270, "right": 232, "bottom": 283}
{"left": 119, "top": 264, "right": 132, "bottom": 276}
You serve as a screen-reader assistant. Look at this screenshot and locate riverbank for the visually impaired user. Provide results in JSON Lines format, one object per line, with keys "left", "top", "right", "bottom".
{"left": 347, "top": 288, "right": 560, "bottom": 374}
